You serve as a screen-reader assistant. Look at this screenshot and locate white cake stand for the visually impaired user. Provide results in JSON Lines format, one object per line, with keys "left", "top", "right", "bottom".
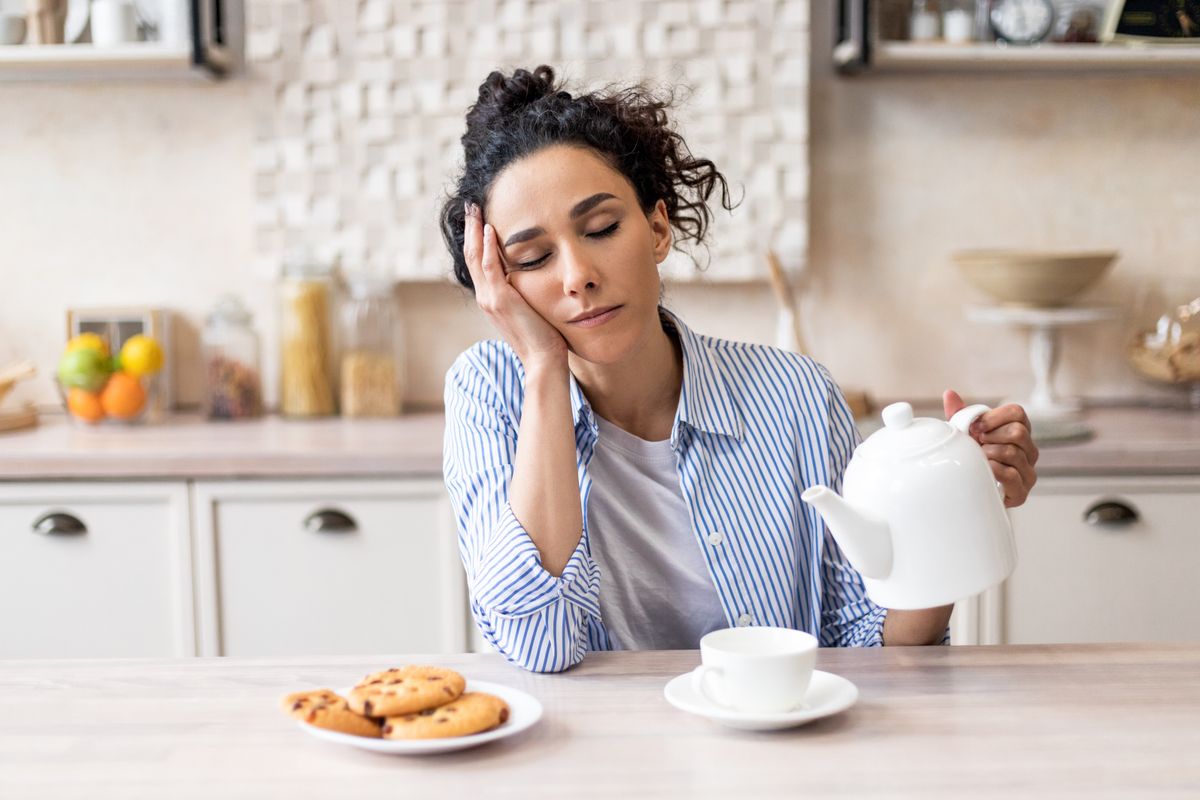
{"left": 965, "top": 305, "right": 1120, "bottom": 442}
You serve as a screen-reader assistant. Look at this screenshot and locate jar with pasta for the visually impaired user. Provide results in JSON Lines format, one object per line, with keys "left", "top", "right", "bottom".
{"left": 338, "top": 275, "right": 403, "bottom": 417}
{"left": 279, "top": 258, "right": 337, "bottom": 417}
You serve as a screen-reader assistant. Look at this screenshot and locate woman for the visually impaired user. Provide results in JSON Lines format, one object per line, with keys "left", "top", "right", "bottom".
{"left": 440, "top": 66, "right": 1038, "bottom": 673}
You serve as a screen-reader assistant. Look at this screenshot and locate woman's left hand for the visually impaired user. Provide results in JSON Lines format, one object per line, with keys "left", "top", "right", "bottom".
{"left": 943, "top": 390, "right": 1039, "bottom": 508}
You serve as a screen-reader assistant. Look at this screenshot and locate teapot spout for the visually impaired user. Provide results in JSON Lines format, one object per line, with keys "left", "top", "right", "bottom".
{"left": 801, "top": 485, "right": 893, "bottom": 580}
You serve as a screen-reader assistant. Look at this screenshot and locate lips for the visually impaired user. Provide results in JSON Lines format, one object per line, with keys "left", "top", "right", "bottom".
{"left": 567, "top": 305, "right": 623, "bottom": 328}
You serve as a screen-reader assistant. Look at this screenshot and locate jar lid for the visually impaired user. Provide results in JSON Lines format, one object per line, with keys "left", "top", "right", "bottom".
{"left": 207, "top": 294, "right": 253, "bottom": 326}
{"left": 281, "top": 246, "right": 334, "bottom": 279}
{"left": 346, "top": 273, "right": 396, "bottom": 298}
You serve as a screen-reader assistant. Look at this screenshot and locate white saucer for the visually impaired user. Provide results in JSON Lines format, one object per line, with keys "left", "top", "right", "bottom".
{"left": 663, "top": 669, "right": 858, "bottom": 731}
{"left": 296, "top": 680, "right": 543, "bottom": 755}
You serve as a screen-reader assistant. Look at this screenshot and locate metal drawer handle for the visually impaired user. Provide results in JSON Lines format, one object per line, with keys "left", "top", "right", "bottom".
{"left": 32, "top": 512, "right": 88, "bottom": 536}
{"left": 1083, "top": 500, "right": 1139, "bottom": 527}
{"left": 303, "top": 509, "right": 358, "bottom": 534}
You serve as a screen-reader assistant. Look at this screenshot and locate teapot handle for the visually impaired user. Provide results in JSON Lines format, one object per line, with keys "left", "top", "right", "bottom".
{"left": 949, "top": 404, "right": 991, "bottom": 435}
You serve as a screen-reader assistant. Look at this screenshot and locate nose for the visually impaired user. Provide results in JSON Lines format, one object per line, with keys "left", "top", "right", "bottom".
{"left": 559, "top": 242, "right": 600, "bottom": 296}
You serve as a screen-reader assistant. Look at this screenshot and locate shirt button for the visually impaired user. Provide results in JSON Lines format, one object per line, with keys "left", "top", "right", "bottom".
{"left": 707, "top": 530, "right": 724, "bottom": 546}
{"left": 737, "top": 613, "right": 753, "bottom": 627}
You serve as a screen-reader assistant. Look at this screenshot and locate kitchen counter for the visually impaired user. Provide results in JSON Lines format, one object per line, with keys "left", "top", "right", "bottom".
{"left": 0, "top": 644, "right": 1196, "bottom": 798}
{"left": 0, "top": 411, "right": 446, "bottom": 479}
{"left": 0, "top": 406, "right": 1197, "bottom": 480}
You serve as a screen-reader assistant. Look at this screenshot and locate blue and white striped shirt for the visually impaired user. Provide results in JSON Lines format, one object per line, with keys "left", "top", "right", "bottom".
{"left": 443, "top": 309, "right": 890, "bottom": 673}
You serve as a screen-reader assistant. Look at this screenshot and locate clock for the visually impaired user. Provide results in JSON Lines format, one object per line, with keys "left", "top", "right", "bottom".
{"left": 989, "top": 0, "right": 1055, "bottom": 44}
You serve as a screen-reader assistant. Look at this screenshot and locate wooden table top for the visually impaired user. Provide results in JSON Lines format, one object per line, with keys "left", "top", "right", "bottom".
{"left": 1, "top": 644, "right": 1197, "bottom": 798}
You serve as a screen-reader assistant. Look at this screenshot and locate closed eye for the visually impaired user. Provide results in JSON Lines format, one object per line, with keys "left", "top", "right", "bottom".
{"left": 588, "top": 222, "right": 620, "bottom": 238}
{"left": 513, "top": 222, "right": 621, "bottom": 269}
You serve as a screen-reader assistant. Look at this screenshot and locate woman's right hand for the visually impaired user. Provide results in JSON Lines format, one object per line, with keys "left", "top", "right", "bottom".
{"left": 463, "top": 203, "right": 568, "bottom": 370}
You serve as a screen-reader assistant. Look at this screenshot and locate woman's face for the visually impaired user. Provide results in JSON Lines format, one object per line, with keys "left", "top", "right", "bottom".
{"left": 484, "top": 144, "right": 672, "bottom": 365}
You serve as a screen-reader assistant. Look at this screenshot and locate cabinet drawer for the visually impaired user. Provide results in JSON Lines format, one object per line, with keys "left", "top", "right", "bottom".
{"left": 193, "top": 479, "right": 466, "bottom": 657}
{"left": 0, "top": 482, "right": 194, "bottom": 658}
{"left": 1005, "top": 477, "right": 1200, "bottom": 644}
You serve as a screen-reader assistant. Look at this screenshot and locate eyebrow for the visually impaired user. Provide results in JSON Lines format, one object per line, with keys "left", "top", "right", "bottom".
{"left": 502, "top": 192, "right": 618, "bottom": 248}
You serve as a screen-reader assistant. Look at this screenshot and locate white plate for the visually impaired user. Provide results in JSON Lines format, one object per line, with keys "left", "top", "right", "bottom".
{"left": 295, "top": 680, "right": 542, "bottom": 755}
{"left": 663, "top": 669, "right": 858, "bottom": 731}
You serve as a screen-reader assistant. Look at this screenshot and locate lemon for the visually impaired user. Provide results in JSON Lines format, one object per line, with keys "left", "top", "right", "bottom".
{"left": 119, "top": 335, "right": 165, "bottom": 377}
{"left": 66, "top": 332, "right": 110, "bottom": 358}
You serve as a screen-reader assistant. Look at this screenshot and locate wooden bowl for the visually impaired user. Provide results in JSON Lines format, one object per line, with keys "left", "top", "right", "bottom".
{"left": 953, "top": 250, "right": 1118, "bottom": 307}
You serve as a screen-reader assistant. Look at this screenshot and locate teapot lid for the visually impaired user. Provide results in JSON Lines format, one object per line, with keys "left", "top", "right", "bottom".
{"left": 855, "top": 402, "right": 954, "bottom": 460}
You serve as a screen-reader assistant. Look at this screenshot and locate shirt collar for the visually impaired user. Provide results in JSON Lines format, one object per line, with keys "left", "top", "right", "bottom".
{"left": 568, "top": 308, "right": 745, "bottom": 443}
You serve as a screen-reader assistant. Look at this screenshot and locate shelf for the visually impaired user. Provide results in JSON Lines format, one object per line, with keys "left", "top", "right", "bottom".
{"left": 870, "top": 41, "right": 1200, "bottom": 73}
{"left": 0, "top": 42, "right": 227, "bottom": 81}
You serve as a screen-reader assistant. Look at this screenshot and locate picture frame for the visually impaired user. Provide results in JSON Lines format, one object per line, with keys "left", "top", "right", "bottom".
{"left": 1101, "top": 0, "right": 1200, "bottom": 42}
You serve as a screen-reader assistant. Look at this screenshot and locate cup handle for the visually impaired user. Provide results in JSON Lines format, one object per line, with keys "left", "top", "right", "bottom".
{"left": 690, "top": 665, "right": 726, "bottom": 708}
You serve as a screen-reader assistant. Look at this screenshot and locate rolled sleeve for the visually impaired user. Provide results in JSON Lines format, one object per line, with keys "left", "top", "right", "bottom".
{"left": 443, "top": 347, "right": 600, "bottom": 672}
{"left": 815, "top": 365, "right": 889, "bottom": 648}
{"left": 819, "top": 536, "right": 889, "bottom": 647}
{"left": 814, "top": 367, "right": 951, "bottom": 647}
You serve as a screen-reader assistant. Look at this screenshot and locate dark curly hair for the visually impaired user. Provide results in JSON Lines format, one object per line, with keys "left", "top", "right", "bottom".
{"left": 440, "top": 65, "right": 737, "bottom": 291}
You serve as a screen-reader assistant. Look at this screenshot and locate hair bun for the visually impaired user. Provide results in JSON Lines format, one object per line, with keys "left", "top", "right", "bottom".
{"left": 467, "top": 66, "right": 563, "bottom": 130}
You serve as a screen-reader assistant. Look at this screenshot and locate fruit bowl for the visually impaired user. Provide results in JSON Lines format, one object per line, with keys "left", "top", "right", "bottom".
{"left": 953, "top": 250, "right": 1117, "bottom": 307}
{"left": 57, "top": 333, "right": 164, "bottom": 426}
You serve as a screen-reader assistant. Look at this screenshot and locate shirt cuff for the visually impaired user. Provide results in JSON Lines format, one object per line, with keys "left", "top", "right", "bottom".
{"left": 471, "top": 501, "right": 601, "bottom": 621}
{"left": 855, "top": 605, "right": 889, "bottom": 648}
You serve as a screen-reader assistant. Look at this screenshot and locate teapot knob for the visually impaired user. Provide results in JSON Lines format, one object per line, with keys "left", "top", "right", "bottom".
{"left": 881, "top": 402, "right": 914, "bottom": 429}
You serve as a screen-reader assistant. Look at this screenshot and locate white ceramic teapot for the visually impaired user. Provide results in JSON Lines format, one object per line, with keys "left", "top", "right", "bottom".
{"left": 800, "top": 401, "right": 1017, "bottom": 610}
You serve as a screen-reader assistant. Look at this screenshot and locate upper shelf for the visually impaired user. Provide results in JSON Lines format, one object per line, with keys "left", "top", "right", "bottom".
{"left": 0, "top": 43, "right": 221, "bottom": 81}
{"left": 867, "top": 41, "right": 1200, "bottom": 73}
{"left": 0, "top": 0, "right": 231, "bottom": 82}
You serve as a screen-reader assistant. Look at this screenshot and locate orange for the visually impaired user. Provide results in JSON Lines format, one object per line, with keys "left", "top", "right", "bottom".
{"left": 99, "top": 372, "right": 147, "bottom": 420}
{"left": 66, "top": 387, "right": 105, "bottom": 423}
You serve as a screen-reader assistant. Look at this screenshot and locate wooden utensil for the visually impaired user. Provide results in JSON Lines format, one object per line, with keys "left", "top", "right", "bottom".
{"left": 764, "top": 252, "right": 872, "bottom": 419}
{"left": 765, "top": 249, "right": 809, "bottom": 354}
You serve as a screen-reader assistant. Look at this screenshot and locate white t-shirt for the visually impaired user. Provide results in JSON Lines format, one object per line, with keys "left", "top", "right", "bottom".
{"left": 586, "top": 415, "right": 729, "bottom": 650}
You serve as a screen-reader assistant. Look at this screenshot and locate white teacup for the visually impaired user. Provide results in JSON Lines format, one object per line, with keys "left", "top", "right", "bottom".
{"left": 691, "top": 627, "right": 817, "bottom": 714}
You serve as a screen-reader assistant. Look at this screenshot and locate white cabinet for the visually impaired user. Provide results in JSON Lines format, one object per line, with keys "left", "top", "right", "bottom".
{"left": 0, "top": 482, "right": 195, "bottom": 658}
{"left": 1001, "top": 476, "right": 1200, "bottom": 644}
{"left": 192, "top": 478, "right": 467, "bottom": 657}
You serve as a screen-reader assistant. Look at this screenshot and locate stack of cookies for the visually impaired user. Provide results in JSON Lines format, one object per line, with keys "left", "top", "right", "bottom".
{"left": 282, "top": 665, "right": 510, "bottom": 740}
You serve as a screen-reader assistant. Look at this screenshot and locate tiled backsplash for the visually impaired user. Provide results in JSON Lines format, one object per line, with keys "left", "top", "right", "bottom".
{"left": 245, "top": 0, "right": 811, "bottom": 281}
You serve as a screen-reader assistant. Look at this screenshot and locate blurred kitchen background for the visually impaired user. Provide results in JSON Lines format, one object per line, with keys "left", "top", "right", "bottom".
{"left": 1, "top": 0, "right": 1196, "bottom": 412}
{"left": 0, "top": 0, "right": 1197, "bottom": 660}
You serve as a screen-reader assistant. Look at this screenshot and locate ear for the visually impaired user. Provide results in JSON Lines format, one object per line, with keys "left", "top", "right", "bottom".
{"left": 647, "top": 199, "right": 672, "bottom": 264}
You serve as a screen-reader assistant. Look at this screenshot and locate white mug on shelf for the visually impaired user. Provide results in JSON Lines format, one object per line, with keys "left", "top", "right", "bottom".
{"left": 0, "top": 12, "right": 26, "bottom": 45}
{"left": 90, "top": 0, "right": 138, "bottom": 46}
{"left": 156, "top": 0, "right": 189, "bottom": 44}
{"left": 690, "top": 627, "right": 817, "bottom": 715}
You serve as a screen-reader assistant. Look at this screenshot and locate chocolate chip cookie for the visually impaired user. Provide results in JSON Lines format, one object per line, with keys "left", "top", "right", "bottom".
{"left": 346, "top": 666, "right": 467, "bottom": 717}
{"left": 282, "top": 688, "right": 382, "bottom": 738}
{"left": 381, "top": 692, "right": 510, "bottom": 740}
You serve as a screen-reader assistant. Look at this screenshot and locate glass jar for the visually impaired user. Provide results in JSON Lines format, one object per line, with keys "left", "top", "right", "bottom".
{"left": 942, "top": 0, "right": 974, "bottom": 43}
{"left": 910, "top": 0, "right": 941, "bottom": 41}
{"left": 279, "top": 258, "right": 337, "bottom": 417}
{"left": 201, "top": 295, "right": 263, "bottom": 420}
{"left": 338, "top": 276, "right": 404, "bottom": 417}
{"left": 1126, "top": 278, "right": 1200, "bottom": 409}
